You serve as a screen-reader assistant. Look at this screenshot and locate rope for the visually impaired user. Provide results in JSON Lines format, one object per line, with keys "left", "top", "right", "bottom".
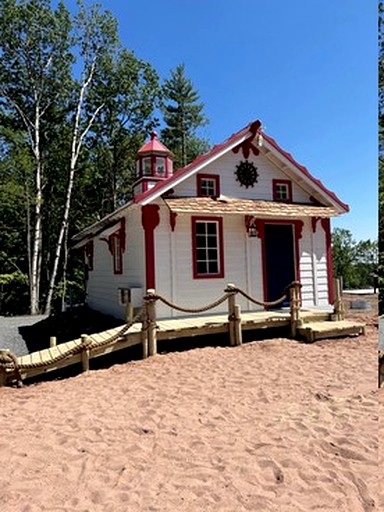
{"left": 144, "top": 292, "right": 230, "bottom": 314}
{"left": 0, "top": 350, "right": 23, "bottom": 387}
{"left": 225, "top": 286, "right": 287, "bottom": 307}
{"left": 0, "top": 307, "right": 146, "bottom": 381}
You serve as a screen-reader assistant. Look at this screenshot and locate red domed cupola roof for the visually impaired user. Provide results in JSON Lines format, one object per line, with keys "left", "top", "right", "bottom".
{"left": 137, "top": 131, "right": 173, "bottom": 156}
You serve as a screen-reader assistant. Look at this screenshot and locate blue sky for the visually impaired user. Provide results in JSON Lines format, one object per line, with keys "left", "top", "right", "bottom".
{"left": 66, "top": 0, "right": 377, "bottom": 241}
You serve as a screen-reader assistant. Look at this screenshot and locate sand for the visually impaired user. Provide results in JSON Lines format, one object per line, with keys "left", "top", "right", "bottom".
{"left": 0, "top": 313, "right": 379, "bottom": 511}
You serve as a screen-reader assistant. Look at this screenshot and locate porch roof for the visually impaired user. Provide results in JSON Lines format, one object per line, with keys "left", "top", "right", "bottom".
{"left": 163, "top": 196, "right": 339, "bottom": 218}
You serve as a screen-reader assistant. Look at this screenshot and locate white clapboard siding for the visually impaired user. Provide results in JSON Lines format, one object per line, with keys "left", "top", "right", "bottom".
{"left": 313, "top": 223, "right": 329, "bottom": 305}
{"left": 174, "top": 151, "right": 311, "bottom": 203}
{"left": 154, "top": 208, "right": 254, "bottom": 318}
{"left": 299, "top": 218, "right": 315, "bottom": 307}
{"left": 86, "top": 207, "right": 145, "bottom": 320}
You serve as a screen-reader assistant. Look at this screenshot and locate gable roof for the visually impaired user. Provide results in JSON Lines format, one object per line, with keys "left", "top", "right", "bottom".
{"left": 72, "top": 119, "right": 349, "bottom": 248}
{"left": 135, "top": 119, "right": 349, "bottom": 213}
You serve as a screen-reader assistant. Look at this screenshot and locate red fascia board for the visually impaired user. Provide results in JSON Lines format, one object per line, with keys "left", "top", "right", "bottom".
{"left": 134, "top": 121, "right": 257, "bottom": 204}
{"left": 263, "top": 133, "right": 349, "bottom": 213}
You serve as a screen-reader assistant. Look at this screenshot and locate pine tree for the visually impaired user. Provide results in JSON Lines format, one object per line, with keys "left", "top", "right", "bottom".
{"left": 161, "top": 64, "right": 209, "bottom": 169}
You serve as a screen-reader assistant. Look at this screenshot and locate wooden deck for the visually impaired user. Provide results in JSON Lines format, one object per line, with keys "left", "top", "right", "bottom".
{"left": 1, "top": 306, "right": 365, "bottom": 386}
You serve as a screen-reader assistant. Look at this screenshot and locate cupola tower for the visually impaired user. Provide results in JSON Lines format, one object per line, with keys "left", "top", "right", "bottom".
{"left": 133, "top": 131, "right": 173, "bottom": 197}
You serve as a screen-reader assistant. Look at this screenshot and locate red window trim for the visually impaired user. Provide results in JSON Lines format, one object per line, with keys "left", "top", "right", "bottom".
{"left": 100, "top": 219, "right": 126, "bottom": 275}
{"left": 272, "top": 179, "right": 292, "bottom": 202}
{"left": 139, "top": 154, "right": 170, "bottom": 178}
{"left": 110, "top": 233, "right": 123, "bottom": 274}
{"left": 192, "top": 216, "right": 224, "bottom": 279}
{"left": 84, "top": 241, "right": 94, "bottom": 271}
{"left": 196, "top": 174, "right": 220, "bottom": 198}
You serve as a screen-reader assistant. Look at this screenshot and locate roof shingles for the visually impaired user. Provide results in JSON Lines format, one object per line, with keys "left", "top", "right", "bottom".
{"left": 164, "top": 197, "right": 339, "bottom": 218}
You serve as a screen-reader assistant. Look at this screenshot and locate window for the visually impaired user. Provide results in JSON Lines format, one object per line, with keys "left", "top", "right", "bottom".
{"left": 143, "top": 157, "right": 152, "bottom": 176}
{"left": 197, "top": 174, "right": 220, "bottom": 198}
{"left": 273, "top": 179, "right": 292, "bottom": 202}
{"left": 110, "top": 234, "right": 123, "bottom": 274}
{"left": 155, "top": 157, "right": 165, "bottom": 175}
{"left": 192, "top": 217, "right": 224, "bottom": 278}
{"left": 84, "top": 241, "right": 94, "bottom": 270}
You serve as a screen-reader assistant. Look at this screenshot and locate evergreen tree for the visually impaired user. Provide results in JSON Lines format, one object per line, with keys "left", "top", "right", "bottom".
{"left": 161, "top": 63, "right": 209, "bottom": 169}
{"left": 0, "top": 0, "right": 161, "bottom": 315}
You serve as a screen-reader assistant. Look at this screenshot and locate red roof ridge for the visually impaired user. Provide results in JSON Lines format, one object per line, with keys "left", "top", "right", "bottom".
{"left": 134, "top": 119, "right": 348, "bottom": 213}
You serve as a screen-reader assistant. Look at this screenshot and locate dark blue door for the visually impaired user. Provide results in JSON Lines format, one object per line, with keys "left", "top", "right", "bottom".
{"left": 264, "top": 224, "right": 296, "bottom": 304}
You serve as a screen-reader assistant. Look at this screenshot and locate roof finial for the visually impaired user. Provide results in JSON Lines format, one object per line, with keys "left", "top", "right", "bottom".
{"left": 150, "top": 130, "right": 158, "bottom": 140}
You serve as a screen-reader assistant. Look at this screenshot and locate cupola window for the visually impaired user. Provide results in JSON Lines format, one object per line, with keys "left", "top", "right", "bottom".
{"left": 155, "top": 157, "right": 166, "bottom": 175}
{"left": 143, "top": 157, "right": 152, "bottom": 176}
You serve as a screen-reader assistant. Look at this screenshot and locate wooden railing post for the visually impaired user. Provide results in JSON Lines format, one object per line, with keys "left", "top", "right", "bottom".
{"left": 146, "top": 289, "right": 157, "bottom": 356}
{"left": 289, "top": 282, "right": 301, "bottom": 338}
{"left": 234, "top": 305, "right": 242, "bottom": 346}
{"left": 227, "top": 283, "right": 236, "bottom": 346}
{"left": 141, "top": 308, "right": 149, "bottom": 359}
{"left": 81, "top": 334, "right": 90, "bottom": 373}
{"left": 50, "top": 336, "right": 57, "bottom": 348}
{"left": 332, "top": 278, "right": 345, "bottom": 321}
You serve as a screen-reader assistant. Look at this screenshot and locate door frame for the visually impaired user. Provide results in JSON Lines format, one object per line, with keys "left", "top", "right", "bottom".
{"left": 253, "top": 219, "right": 303, "bottom": 304}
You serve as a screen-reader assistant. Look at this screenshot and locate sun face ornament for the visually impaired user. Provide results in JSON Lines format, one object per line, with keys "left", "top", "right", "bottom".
{"left": 235, "top": 160, "right": 259, "bottom": 188}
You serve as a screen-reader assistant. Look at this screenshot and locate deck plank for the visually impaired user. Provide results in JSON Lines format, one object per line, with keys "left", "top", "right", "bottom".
{"left": 9, "top": 308, "right": 356, "bottom": 386}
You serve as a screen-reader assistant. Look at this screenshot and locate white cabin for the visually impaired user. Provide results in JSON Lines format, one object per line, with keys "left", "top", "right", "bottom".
{"left": 73, "top": 120, "right": 349, "bottom": 320}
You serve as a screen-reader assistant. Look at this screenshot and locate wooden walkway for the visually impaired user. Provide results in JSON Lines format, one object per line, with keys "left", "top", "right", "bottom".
{"left": 4, "top": 308, "right": 364, "bottom": 384}
{"left": 0, "top": 280, "right": 366, "bottom": 386}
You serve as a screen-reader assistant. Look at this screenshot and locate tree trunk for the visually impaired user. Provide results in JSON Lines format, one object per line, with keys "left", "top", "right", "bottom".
{"left": 44, "top": 62, "right": 104, "bottom": 315}
{"left": 44, "top": 150, "right": 76, "bottom": 315}
{"left": 30, "top": 109, "right": 43, "bottom": 315}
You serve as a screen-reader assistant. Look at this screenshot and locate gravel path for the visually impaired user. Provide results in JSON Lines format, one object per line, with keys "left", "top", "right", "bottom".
{"left": 0, "top": 315, "right": 48, "bottom": 356}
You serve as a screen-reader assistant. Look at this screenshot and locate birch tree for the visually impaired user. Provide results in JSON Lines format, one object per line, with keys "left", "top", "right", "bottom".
{"left": 44, "top": 2, "right": 121, "bottom": 314}
{"left": 0, "top": 0, "right": 72, "bottom": 314}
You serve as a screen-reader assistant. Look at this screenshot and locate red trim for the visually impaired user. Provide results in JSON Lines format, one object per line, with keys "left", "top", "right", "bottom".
{"left": 84, "top": 241, "right": 94, "bottom": 271}
{"left": 134, "top": 120, "right": 258, "bottom": 204}
{"left": 110, "top": 233, "right": 123, "bottom": 274}
{"left": 255, "top": 220, "right": 302, "bottom": 305}
{"left": 321, "top": 218, "right": 334, "bottom": 304}
{"left": 169, "top": 211, "right": 177, "bottom": 232}
{"left": 311, "top": 217, "right": 321, "bottom": 233}
{"left": 137, "top": 154, "right": 172, "bottom": 179}
{"left": 134, "top": 119, "right": 349, "bottom": 213}
{"left": 264, "top": 133, "right": 349, "bottom": 212}
{"left": 141, "top": 205, "right": 160, "bottom": 289}
{"left": 196, "top": 174, "right": 220, "bottom": 198}
{"left": 232, "top": 120, "right": 261, "bottom": 158}
{"left": 272, "top": 179, "right": 292, "bottom": 202}
{"left": 100, "top": 219, "right": 125, "bottom": 274}
{"left": 191, "top": 216, "right": 224, "bottom": 279}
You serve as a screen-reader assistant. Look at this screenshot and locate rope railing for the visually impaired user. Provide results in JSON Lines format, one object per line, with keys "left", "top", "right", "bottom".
{"left": 143, "top": 290, "right": 231, "bottom": 314}
{"left": 0, "top": 307, "right": 146, "bottom": 387}
{"left": 225, "top": 284, "right": 288, "bottom": 308}
{"left": 1, "top": 280, "right": 305, "bottom": 387}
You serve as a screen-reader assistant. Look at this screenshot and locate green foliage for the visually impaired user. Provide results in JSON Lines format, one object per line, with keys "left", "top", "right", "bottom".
{"left": 332, "top": 228, "right": 378, "bottom": 290}
{"left": 0, "top": 2, "right": 210, "bottom": 316}
{"left": 161, "top": 63, "right": 210, "bottom": 168}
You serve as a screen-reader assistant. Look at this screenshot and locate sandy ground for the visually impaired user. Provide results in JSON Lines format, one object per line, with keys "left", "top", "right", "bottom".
{"left": 0, "top": 299, "right": 379, "bottom": 512}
